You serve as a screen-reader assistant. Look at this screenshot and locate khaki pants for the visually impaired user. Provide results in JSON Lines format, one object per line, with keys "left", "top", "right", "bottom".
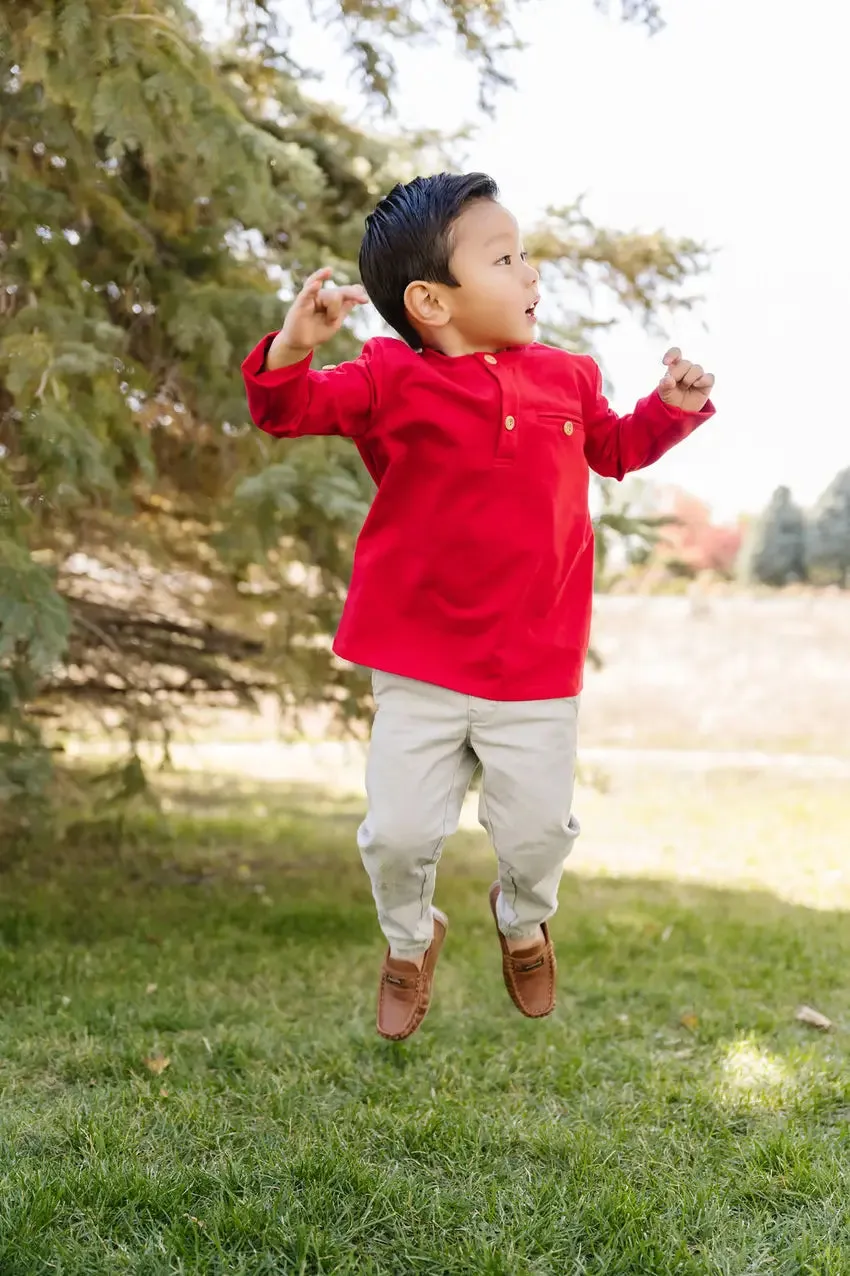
{"left": 357, "top": 671, "right": 581, "bottom": 958}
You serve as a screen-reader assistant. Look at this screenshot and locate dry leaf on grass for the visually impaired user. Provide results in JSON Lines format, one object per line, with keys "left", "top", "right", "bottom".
{"left": 795, "top": 1005, "right": 832, "bottom": 1031}
{"left": 142, "top": 1054, "right": 171, "bottom": 1075}
{"left": 680, "top": 1012, "right": 700, "bottom": 1031}
{"left": 145, "top": 983, "right": 158, "bottom": 995}
{"left": 159, "top": 1087, "right": 169, "bottom": 1097}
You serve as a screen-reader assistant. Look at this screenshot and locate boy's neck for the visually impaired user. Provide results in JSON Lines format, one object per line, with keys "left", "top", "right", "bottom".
{"left": 421, "top": 330, "right": 503, "bottom": 358}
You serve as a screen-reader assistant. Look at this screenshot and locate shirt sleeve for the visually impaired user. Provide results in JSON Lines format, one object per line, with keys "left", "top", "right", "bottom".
{"left": 579, "top": 356, "right": 715, "bottom": 481}
{"left": 241, "top": 333, "right": 380, "bottom": 439}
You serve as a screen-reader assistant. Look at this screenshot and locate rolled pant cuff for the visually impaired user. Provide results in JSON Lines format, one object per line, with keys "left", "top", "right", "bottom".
{"left": 498, "top": 922, "right": 549, "bottom": 942}
{"left": 389, "top": 944, "right": 430, "bottom": 961}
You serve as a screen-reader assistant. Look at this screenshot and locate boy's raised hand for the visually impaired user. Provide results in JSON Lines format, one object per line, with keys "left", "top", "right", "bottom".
{"left": 658, "top": 348, "right": 715, "bottom": 413}
{"left": 267, "top": 268, "right": 369, "bottom": 369}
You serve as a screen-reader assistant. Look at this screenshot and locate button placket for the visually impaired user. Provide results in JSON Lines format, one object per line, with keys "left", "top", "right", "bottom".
{"left": 481, "top": 355, "right": 518, "bottom": 462}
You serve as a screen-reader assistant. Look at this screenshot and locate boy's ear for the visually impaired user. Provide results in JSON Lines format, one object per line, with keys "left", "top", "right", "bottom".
{"left": 404, "top": 280, "right": 451, "bottom": 331}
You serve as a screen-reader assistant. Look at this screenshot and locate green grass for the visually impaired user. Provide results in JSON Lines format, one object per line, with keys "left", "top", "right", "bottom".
{"left": 1, "top": 772, "right": 849, "bottom": 1275}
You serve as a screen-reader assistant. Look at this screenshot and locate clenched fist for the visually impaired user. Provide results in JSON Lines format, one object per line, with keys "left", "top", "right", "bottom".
{"left": 266, "top": 267, "right": 369, "bottom": 371}
{"left": 657, "top": 348, "right": 715, "bottom": 413}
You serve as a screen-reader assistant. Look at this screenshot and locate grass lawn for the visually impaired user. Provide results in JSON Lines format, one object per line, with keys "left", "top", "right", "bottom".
{"left": 1, "top": 766, "right": 849, "bottom": 1275}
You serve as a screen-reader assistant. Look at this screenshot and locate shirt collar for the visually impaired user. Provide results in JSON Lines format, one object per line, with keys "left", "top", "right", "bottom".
{"left": 419, "top": 344, "right": 531, "bottom": 362}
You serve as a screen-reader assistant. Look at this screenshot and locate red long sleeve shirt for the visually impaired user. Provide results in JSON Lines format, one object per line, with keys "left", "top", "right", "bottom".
{"left": 242, "top": 335, "right": 714, "bottom": 700}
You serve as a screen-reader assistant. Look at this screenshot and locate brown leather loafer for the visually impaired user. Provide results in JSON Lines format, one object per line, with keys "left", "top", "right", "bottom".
{"left": 489, "top": 883, "right": 556, "bottom": 1018}
{"left": 376, "top": 909, "right": 448, "bottom": 1041}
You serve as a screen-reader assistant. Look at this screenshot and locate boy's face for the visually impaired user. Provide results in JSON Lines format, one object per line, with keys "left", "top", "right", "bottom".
{"left": 408, "top": 199, "right": 540, "bottom": 354}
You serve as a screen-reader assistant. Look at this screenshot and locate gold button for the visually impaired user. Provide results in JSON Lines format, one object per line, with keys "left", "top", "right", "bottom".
{"left": 563, "top": 421, "right": 574, "bottom": 435}
{"left": 484, "top": 354, "right": 497, "bottom": 365}
{"left": 505, "top": 415, "right": 516, "bottom": 431}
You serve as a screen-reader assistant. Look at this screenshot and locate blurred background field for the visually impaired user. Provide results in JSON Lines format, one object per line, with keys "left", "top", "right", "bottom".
{"left": 58, "top": 590, "right": 850, "bottom": 759}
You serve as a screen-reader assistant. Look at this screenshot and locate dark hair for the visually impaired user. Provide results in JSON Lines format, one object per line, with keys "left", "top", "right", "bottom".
{"left": 358, "top": 172, "right": 499, "bottom": 349}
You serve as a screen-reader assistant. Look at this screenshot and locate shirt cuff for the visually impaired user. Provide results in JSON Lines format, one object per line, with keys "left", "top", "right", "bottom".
{"left": 241, "top": 332, "right": 312, "bottom": 387}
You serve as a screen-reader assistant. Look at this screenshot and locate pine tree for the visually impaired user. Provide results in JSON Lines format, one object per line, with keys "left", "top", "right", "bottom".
{"left": 741, "top": 486, "right": 807, "bottom": 587}
{"left": 1, "top": 0, "right": 705, "bottom": 818}
{"left": 806, "top": 468, "right": 850, "bottom": 588}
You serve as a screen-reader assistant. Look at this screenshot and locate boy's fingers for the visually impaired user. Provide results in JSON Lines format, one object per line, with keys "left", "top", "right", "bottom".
{"left": 693, "top": 372, "right": 715, "bottom": 391}
{"left": 341, "top": 290, "right": 368, "bottom": 312}
{"left": 291, "top": 273, "right": 332, "bottom": 314}
{"left": 339, "top": 298, "right": 365, "bottom": 322}
{"left": 323, "top": 285, "right": 369, "bottom": 306}
{"left": 321, "top": 292, "right": 344, "bottom": 322}
{"left": 291, "top": 274, "right": 366, "bottom": 331}
{"left": 303, "top": 267, "right": 333, "bottom": 291}
{"left": 679, "top": 363, "right": 704, "bottom": 389}
{"left": 669, "top": 358, "right": 693, "bottom": 384}
{"left": 318, "top": 286, "right": 369, "bottom": 323}
{"left": 663, "top": 347, "right": 682, "bottom": 367}
{"left": 296, "top": 268, "right": 334, "bottom": 304}
{"left": 301, "top": 273, "right": 365, "bottom": 300}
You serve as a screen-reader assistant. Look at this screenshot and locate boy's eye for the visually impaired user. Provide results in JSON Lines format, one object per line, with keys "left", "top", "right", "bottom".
{"left": 496, "top": 251, "right": 528, "bottom": 266}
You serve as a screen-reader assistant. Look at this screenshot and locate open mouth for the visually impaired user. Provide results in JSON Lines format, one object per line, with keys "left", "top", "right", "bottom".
{"left": 526, "top": 297, "right": 540, "bottom": 321}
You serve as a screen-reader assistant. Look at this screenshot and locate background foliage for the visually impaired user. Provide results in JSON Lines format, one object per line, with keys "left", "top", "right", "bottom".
{"left": 1, "top": 0, "right": 707, "bottom": 823}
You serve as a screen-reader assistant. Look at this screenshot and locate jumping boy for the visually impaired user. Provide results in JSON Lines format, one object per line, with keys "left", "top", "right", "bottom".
{"left": 241, "top": 173, "right": 716, "bottom": 1041}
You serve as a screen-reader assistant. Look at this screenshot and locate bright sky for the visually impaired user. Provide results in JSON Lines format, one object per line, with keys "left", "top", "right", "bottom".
{"left": 201, "top": 0, "right": 849, "bottom": 521}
